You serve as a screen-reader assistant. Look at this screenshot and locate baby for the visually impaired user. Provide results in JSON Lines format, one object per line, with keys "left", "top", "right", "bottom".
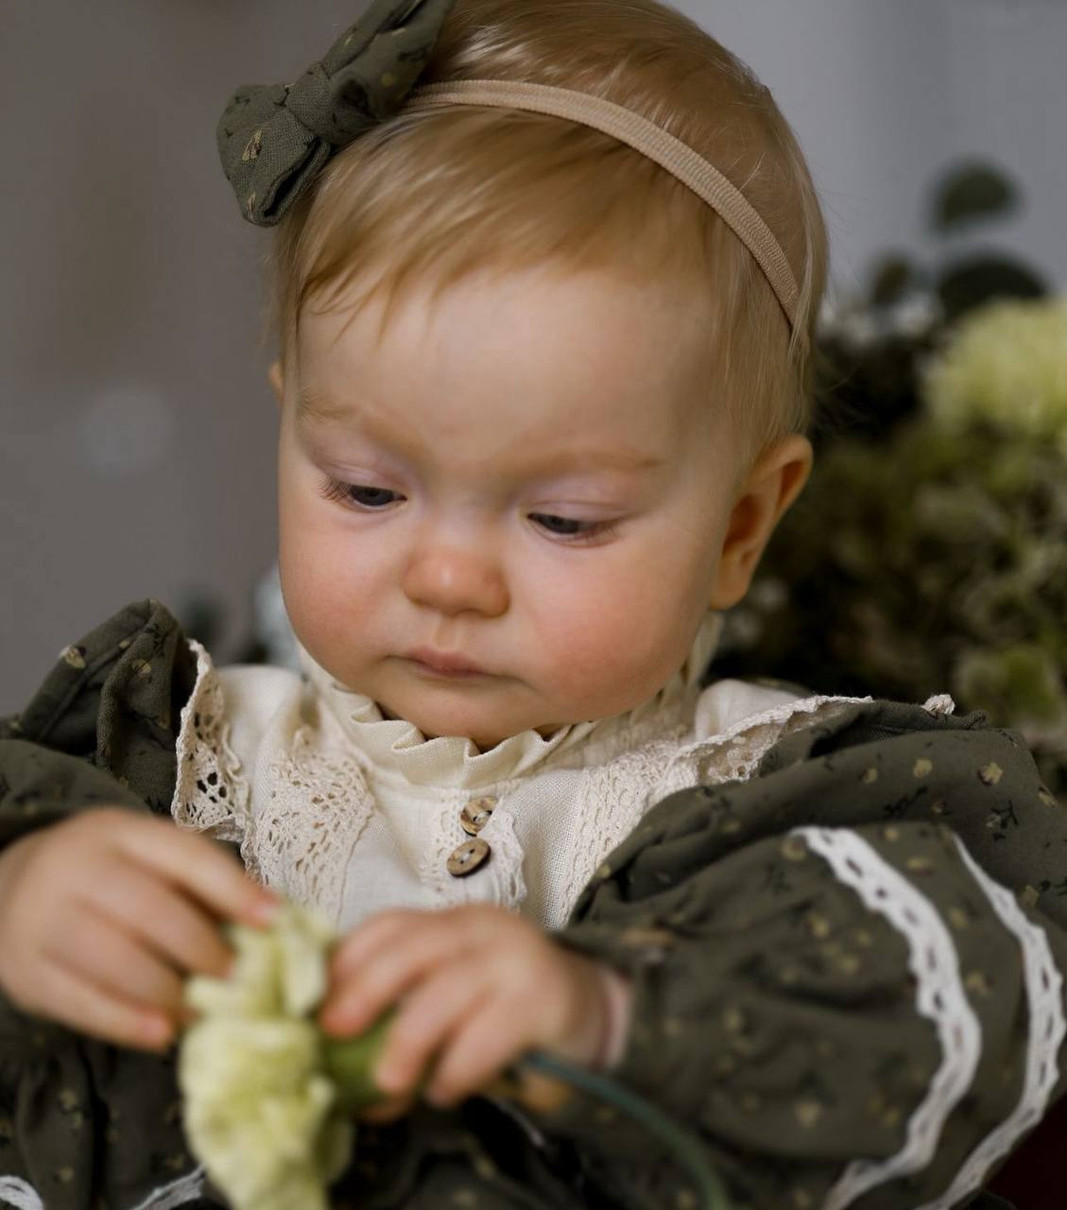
{"left": 1, "top": 2, "right": 1063, "bottom": 1209}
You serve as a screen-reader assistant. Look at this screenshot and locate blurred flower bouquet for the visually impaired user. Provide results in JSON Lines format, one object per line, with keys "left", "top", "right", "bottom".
{"left": 713, "top": 162, "right": 1067, "bottom": 798}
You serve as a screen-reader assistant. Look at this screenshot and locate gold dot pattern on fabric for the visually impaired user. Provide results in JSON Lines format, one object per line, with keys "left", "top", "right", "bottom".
{"left": 862, "top": 766, "right": 879, "bottom": 784}
{"left": 794, "top": 1099, "right": 823, "bottom": 1128}
{"left": 381, "top": 72, "right": 396, "bottom": 86}
{"left": 723, "top": 1007, "right": 745, "bottom": 1033}
{"left": 806, "top": 913, "right": 831, "bottom": 939}
{"left": 242, "top": 130, "right": 263, "bottom": 162}
{"left": 913, "top": 758, "right": 933, "bottom": 777}
{"left": 965, "top": 970, "right": 992, "bottom": 997}
{"left": 781, "top": 835, "right": 807, "bottom": 861}
{"left": 472, "top": 1154, "right": 496, "bottom": 1181}
{"left": 979, "top": 761, "right": 1005, "bottom": 785}
{"left": 1020, "top": 884, "right": 1041, "bottom": 909}
{"left": 60, "top": 645, "right": 87, "bottom": 669}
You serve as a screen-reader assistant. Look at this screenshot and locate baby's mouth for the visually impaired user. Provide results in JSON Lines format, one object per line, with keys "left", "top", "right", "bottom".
{"left": 403, "top": 647, "right": 492, "bottom": 679}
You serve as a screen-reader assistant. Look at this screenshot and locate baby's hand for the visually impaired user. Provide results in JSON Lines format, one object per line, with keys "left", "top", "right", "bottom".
{"left": 318, "top": 904, "right": 631, "bottom": 1121}
{"left": 0, "top": 808, "right": 280, "bottom": 1051}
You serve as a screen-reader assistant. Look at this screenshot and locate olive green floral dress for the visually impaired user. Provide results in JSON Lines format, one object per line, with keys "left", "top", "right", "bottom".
{"left": 1, "top": 600, "right": 1064, "bottom": 1210}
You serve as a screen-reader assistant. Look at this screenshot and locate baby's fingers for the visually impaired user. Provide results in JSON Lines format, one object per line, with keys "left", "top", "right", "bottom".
{"left": 83, "top": 861, "right": 235, "bottom": 980}
{"left": 24, "top": 959, "right": 173, "bottom": 1052}
{"left": 117, "top": 816, "right": 279, "bottom": 928}
{"left": 44, "top": 904, "right": 187, "bottom": 1034}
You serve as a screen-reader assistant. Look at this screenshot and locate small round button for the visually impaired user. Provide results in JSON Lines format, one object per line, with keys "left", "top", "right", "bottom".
{"left": 460, "top": 796, "right": 497, "bottom": 836}
{"left": 447, "top": 837, "right": 491, "bottom": 877}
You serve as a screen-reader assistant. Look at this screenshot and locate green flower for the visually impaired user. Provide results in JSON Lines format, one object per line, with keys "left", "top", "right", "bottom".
{"left": 924, "top": 297, "right": 1067, "bottom": 448}
{"left": 178, "top": 901, "right": 392, "bottom": 1210}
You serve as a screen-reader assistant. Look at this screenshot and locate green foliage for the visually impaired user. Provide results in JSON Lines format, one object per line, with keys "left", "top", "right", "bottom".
{"left": 936, "top": 256, "right": 1047, "bottom": 323}
{"left": 719, "top": 294, "right": 1067, "bottom": 799}
{"left": 930, "top": 160, "right": 1019, "bottom": 234}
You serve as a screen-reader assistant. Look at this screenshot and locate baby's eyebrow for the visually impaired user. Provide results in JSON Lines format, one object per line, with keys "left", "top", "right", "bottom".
{"left": 296, "top": 387, "right": 352, "bottom": 424}
{"left": 298, "top": 386, "right": 665, "bottom": 476}
{"left": 535, "top": 447, "right": 665, "bottom": 475}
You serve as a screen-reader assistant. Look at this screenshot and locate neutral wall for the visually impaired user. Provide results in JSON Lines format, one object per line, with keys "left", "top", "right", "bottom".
{"left": 2, "top": 0, "right": 1065, "bottom": 713}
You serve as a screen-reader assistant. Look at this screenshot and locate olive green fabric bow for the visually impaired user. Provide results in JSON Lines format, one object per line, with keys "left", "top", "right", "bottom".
{"left": 217, "top": 0, "right": 458, "bottom": 226}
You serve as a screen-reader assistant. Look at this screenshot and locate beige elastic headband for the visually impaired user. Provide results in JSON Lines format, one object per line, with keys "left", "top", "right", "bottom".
{"left": 401, "top": 79, "right": 799, "bottom": 330}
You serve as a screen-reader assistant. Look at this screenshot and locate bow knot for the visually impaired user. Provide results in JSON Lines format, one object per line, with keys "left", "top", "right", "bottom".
{"left": 217, "top": 0, "right": 457, "bottom": 227}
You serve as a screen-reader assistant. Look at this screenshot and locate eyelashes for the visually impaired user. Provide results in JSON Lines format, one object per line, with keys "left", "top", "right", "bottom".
{"left": 527, "top": 513, "right": 618, "bottom": 544}
{"left": 318, "top": 476, "right": 620, "bottom": 546}
{"left": 320, "top": 479, "right": 401, "bottom": 509}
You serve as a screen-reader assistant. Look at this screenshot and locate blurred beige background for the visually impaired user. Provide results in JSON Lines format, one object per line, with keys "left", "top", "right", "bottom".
{"left": 2, "top": 0, "right": 1065, "bottom": 713}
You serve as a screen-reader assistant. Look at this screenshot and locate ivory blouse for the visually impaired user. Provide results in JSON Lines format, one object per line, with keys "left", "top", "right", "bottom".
{"left": 170, "top": 611, "right": 874, "bottom": 932}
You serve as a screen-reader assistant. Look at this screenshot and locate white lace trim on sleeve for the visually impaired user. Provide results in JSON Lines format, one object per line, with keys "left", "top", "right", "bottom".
{"left": 660, "top": 692, "right": 872, "bottom": 796}
{"left": 128, "top": 1166, "right": 207, "bottom": 1210}
{"left": 0, "top": 1176, "right": 43, "bottom": 1210}
{"left": 910, "top": 838, "right": 1065, "bottom": 1210}
{"left": 790, "top": 826, "right": 981, "bottom": 1210}
{"left": 170, "top": 640, "right": 249, "bottom": 844}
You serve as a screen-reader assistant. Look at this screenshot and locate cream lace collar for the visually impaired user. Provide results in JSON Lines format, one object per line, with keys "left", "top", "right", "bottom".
{"left": 298, "top": 611, "right": 724, "bottom": 790}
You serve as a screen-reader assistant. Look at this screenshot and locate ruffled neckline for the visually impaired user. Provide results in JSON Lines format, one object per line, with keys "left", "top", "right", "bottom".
{"left": 298, "top": 612, "right": 724, "bottom": 790}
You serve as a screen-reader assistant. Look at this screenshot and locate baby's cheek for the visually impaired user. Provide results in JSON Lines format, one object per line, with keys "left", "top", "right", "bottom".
{"left": 537, "top": 594, "right": 688, "bottom": 716}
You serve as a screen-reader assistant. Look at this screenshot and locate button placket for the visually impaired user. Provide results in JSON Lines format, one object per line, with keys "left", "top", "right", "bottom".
{"left": 447, "top": 837, "right": 491, "bottom": 877}
{"left": 460, "top": 795, "right": 496, "bottom": 835}
{"left": 447, "top": 796, "right": 498, "bottom": 877}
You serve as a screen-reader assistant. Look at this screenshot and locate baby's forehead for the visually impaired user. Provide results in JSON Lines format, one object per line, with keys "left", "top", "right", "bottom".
{"left": 298, "top": 264, "right": 715, "bottom": 408}
{"left": 295, "top": 267, "right": 721, "bottom": 447}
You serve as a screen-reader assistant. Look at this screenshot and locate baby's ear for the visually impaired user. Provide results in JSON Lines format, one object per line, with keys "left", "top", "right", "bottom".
{"left": 268, "top": 361, "right": 285, "bottom": 407}
{"left": 709, "top": 434, "right": 813, "bottom": 612}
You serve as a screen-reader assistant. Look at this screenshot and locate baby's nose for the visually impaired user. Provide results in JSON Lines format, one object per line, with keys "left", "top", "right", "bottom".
{"left": 402, "top": 543, "right": 510, "bottom": 618}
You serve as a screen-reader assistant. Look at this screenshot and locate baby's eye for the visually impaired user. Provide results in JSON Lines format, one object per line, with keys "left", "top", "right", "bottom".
{"left": 349, "top": 485, "right": 400, "bottom": 508}
{"left": 529, "top": 513, "right": 616, "bottom": 544}
{"left": 320, "top": 477, "right": 403, "bottom": 509}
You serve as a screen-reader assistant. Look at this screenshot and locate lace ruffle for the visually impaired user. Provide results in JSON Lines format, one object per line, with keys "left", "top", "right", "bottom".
{"left": 250, "top": 726, "right": 377, "bottom": 924}
{"left": 171, "top": 641, "right": 249, "bottom": 844}
{"left": 664, "top": 691, "right": 874, "bottom": 792}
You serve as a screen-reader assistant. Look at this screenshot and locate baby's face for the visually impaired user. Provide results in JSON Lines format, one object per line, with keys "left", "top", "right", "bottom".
{"left": 278, "top": 266, "right": 743, "bottom": 748}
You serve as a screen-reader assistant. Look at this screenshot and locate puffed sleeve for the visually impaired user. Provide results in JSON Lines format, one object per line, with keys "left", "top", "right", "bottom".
{"left": 0, "top": 598, "right": 199, "bottom": 845}
{"left": 537, "top": 699, "right": 1067, "bottom": 1210}
{"left": 0, "top": 601, "right": 223, "bottom": 1209}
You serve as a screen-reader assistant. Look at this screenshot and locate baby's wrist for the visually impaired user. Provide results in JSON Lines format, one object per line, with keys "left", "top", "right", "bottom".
{"left": 590, "top": 964, "right": 634, "bottom": 1071}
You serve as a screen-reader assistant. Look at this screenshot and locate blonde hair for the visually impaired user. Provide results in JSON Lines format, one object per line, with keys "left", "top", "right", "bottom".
{"left": 271, "top": 0, "right": 828, "bottom": 470}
